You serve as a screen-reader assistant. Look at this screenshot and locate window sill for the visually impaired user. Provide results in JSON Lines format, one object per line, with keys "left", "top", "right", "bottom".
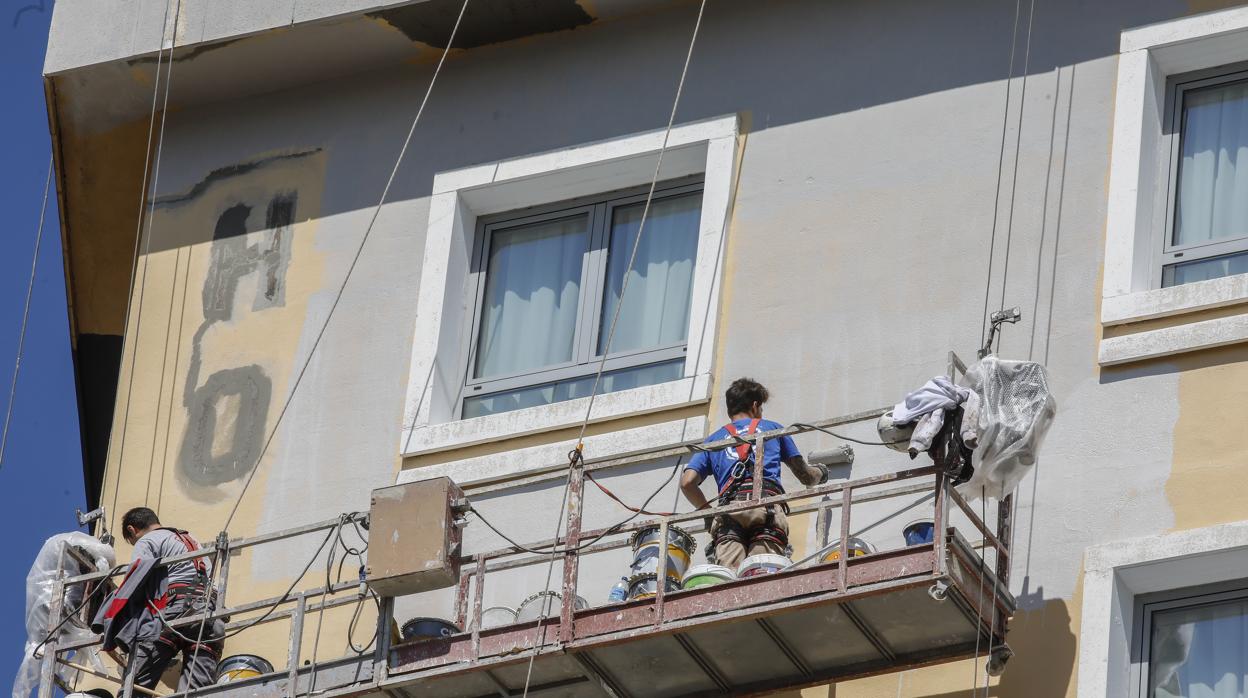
{"left": 399, "top": 373, "right": 712, "bottom": 458}
{"left": 1099, "top": 274, "right": 1248, "bottom": 365}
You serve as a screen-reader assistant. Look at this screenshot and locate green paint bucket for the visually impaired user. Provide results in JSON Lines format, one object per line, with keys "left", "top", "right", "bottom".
{"left": 681, "top": 564, "right": 736, "bottom": 589}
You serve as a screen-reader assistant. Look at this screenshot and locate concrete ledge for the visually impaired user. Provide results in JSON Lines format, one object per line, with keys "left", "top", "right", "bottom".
{"left": 1102, "top": 274, "right": 1248, "bottom": 326}
{"left": 1098, "top": 312, "right": 1248, "bottom": 365}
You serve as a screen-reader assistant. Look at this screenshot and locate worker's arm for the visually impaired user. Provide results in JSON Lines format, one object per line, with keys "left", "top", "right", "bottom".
{"left": 783, "top": 455, "right": 828, "bottom": 487}
{"left": 679, "top": 469, "right": 711, "bottom": 510}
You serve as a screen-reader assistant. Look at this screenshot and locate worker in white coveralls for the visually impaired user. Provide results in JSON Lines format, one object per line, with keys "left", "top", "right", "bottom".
{"left": 680, "top": 378, "right": 829, "bottom": 569}
{"left": 92, "top": 507, "right": 223, "bottom": 690}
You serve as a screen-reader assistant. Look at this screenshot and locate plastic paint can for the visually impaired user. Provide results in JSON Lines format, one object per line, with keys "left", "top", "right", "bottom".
{"left": 478, "top": 606, "right": 518, "bottom": 630}
{"left": 903, "top": 519, "right": 935, "bottom": 546}
{"left": 516, "top": 591, "right": 588, "bottom": 623}
{"left": 737, "top": 554, "right": 792, "bottom": 578}
{"left": 821, "top": 538, "right": 874, "bottom": 562}
{"left": 400, "top": 617, "right": 460, "bottom": 642}
{"left": 681, "top": 564, "right": 736, "bottom": 589}
{"left": 215, "top": 655, "right": 274, "bottom": 684}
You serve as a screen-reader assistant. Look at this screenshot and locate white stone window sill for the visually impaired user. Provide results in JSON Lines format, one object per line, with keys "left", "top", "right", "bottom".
{"left": 400, "top": 373, "right": 712, "bottom": 458}
{"left": 1099, "top": 274, "right": 1248, "bottom": 365}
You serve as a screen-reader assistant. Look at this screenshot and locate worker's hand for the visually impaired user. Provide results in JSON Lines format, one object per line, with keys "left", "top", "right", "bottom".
{"left": 815, "top": 464, "right": 830, "bottom": 485}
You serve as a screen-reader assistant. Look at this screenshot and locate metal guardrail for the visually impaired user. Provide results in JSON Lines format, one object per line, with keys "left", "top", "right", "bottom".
{"left": 35, "top": 354, "right": 1011, "bottom": 698}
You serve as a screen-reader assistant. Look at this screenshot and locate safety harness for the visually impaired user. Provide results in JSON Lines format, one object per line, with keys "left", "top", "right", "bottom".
{"left": 710, "top": 420, "right": 788, "bottom": 555}
{"left": 153, "top": 528, "right": 218, "bottom": 655}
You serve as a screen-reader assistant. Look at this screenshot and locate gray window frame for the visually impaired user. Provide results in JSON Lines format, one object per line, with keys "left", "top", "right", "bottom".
{"left": 1155, "top": 63, "right": 1248, "bottom": 288}
{"left": 460, "top": 177, "right": 704, "bottom": 416}
{"left": 1131, "top": 578, "right": 1248, "bottom": 697}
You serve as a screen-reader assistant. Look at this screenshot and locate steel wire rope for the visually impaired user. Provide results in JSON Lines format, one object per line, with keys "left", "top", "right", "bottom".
{"left": 976, "top": 0, "right": 1023, "bottom": 351}
{"left": 0, "top": 156, "right": 52, "bottom": 473}
{"left": 995, "top": 0, "right": 1038, "bottom": 325}
{"left": 519, "top": 3, "right": 709, "bottom": 695}
{"left": 141, "top": 0, "right": 185, "bottom": 511}
{"left": 107, "top": 0, "right": 179, "bottom": 536}
{"left": 221, "top": 0, "right": 471, "bottom": 533}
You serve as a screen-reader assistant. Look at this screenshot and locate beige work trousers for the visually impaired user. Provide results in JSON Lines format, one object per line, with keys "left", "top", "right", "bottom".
{"left": 710, "top": 505, "right": 789, "bottom": 571}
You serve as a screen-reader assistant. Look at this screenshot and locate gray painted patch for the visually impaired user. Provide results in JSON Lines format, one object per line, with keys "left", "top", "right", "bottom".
{"left": 178, "top": 192, "right": 296, "bottom": 490}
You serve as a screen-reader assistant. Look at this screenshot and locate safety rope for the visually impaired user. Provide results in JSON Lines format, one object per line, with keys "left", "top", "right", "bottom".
{"left": 520, "top": 5, "right": 709, "bottom": 694}
{"left": 0, "top": 155, "right": 52, "bottom": 473}
{"left": 107, "top": 0, "right": 179, "bottom": 536}
{"left": 996, "top": 0, "right": 1039, "bottom": 322}
{"left": 222, "top": 0, "right": 471, "bottom": 532}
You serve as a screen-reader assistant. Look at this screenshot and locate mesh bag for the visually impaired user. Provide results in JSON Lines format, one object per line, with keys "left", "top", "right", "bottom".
{"left": 958, "top": 356, "right": 1057, "bottom": 501}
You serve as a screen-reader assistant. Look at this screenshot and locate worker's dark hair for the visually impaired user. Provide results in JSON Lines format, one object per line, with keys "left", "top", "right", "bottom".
{"left": 122, "top": 507, "right": 161, "bottom": 534}
{"left": 725, "top": 377, "right": 769, "bottom": 416}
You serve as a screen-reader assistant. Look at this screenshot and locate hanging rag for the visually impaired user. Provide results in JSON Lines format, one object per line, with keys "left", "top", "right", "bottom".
{"left": 893, "top": 376, "right": 981, "bottom": 454}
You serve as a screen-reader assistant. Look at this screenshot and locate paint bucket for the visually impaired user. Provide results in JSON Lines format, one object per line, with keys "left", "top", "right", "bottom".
{"left": 903, "top": 519, "right": 935, "bottom": 546}
{"left": 515, "top": 591, "right": 588, "bottom": 623}
{"left": 478, "top": 606, "right": 518, "bottom": 630}
{"left": 737, "top": 554, "right": 792, "bottom": 578}
{"left": 215, "top": 655, "right": 274, "bottom": 684}
{"left": 681, "top": 564, "right": 736, "bottom": 590}
{"left": 626, "top": 572, "right": 681, "bottom": 600}
{"left": 400, "top": 617, "right": 460, "bottom": 642}
{"left": 629, "top": 524, "right": 696, "bottom": 587}
{"left": 820, "top": 538, "right": 874, "bottom": 562}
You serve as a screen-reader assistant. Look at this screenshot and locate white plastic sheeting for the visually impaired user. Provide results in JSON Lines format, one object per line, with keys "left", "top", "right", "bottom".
{"left": 959, "top": 356, "right": 1057, "bottom": 501}
{"left": 14, "top": 532, "right": 115, "bottom": 698}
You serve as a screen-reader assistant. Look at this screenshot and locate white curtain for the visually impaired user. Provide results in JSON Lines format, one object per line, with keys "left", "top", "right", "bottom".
{"left": 599, "top": 193, "right": 700, "bottom": 355}
{"left": 1175, "top": 81, "right": 1248, "bottom": 247}
{"left": 475, "top": 216, "right": 587, "bottom": 379}
{"left": 1150, "top": 598, "right": 1248, "bottom": 698}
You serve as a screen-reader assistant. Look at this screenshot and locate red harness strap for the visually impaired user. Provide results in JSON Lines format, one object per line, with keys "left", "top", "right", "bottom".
{"left": 161, "top": 528, "right": 207, "bottom": 575}
{"left": 723, "top": 418, "right": 761, "bottom": 464}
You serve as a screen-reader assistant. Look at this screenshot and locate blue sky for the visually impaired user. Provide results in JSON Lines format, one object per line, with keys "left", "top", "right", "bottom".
{"left": 2, "top": 0, "right": 92, "bottom": 689}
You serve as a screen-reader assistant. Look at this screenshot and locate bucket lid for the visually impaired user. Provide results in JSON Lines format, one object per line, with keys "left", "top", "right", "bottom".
{"left": 683, "top": 564, "right": 735, "bottom": 580}
{"left": 903, "top": 518, "right": 935, "bottom": 530}
{"left": 738, "top": 554, "right": 792, "bottom": 571}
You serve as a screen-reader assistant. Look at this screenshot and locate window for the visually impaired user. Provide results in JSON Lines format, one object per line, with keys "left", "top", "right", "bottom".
{"left": 1161, "top": 69, "right": 1248, "bottom": 288}
{"left": 1137, "top": 583, "right": 1248, "bottom": 698}
{"left": 462, "top": 181, "right": 702, "bottom": 418}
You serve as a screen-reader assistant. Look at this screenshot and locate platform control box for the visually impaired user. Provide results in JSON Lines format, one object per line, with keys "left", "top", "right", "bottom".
{"left": 366, "top": 477, "right": 464, "bottom": 596}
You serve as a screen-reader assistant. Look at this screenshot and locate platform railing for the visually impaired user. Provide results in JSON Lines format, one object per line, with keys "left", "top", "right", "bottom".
{"left": 35, "top": 397, "right": 1011, "bottom": 698}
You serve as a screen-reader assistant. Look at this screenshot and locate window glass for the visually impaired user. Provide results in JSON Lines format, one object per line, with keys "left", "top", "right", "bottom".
{"left": 462, "top": 360, "right": 683, "bottom": 419}
{"left": 474, "top": 215, "right": 588, "bottom": 379}
{"left": 1148, "top": 597, "right": 1248, "bottom": 698}
{"left": 598, "top": 193, "right": 701, "bottom": 355}
{"left": 1174, "top": 80, "right": 1248, "bottom": 249}
{"left": 1163, "top": 250, "right": 1248, "bottom": 287}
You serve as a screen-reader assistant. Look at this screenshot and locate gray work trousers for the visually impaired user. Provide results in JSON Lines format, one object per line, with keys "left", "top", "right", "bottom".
{"left": 130, "top": 595, "right": 224, "bottom": 691}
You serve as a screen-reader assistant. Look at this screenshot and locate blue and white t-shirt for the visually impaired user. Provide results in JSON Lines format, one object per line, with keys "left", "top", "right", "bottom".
{"left": 685, "top": 418, "right": 801, "bottom": 492}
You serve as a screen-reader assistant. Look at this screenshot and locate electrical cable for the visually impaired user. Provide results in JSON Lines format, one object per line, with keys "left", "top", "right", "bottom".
{"left": 108, "top": 0, "right": 178, "bottom": 536}
{"left": 222, "top": 0, "right": 471, "bottom": 533}
{"left": 0, "top": 155, "right": 52, "bottom": 473}
{"left": 790, "top": 422, "right": 902, "bottom": 448}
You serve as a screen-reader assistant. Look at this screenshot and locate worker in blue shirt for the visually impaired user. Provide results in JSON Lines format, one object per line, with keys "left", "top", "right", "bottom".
{"left": 680, "top": 378, "right": 828, "bottom": 569}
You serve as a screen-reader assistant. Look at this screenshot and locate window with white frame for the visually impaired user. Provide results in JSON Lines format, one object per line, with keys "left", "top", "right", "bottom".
{"left": 1159, "top": 66, "right": 1248, "bottom": 288}
{"left": 462, "top": 180, "right": 702, "bottom": 418}
{"left": 1135, "top": 581, "right": 1248, "bottom": 698}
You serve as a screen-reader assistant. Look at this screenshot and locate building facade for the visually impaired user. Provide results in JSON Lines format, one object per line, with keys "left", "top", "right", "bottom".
{"left": 44, "top": 0, "right": 1248, "bottom": 695}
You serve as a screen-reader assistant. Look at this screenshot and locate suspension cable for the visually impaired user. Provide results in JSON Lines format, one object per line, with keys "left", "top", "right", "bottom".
{"left": 107, "top": 0, "right": 179, "bottom": 536}
{"left": 0, "top": 155, "right": 52, "bottom": 473}
{"left": 222, "top": 0, "right": 471, "bottom": 532}
{"left": 520, "top": 4, "right": 709, "bottom": 695}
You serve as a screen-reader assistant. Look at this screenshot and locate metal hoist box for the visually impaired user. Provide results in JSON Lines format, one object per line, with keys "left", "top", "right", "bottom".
{"left": 366, "top": 477, "right": 464, "bottom": 596}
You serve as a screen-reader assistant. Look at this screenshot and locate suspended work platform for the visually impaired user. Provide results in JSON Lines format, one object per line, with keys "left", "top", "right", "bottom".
{"left": 37, "top": 392, "right": 1016, "bottom": 698}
